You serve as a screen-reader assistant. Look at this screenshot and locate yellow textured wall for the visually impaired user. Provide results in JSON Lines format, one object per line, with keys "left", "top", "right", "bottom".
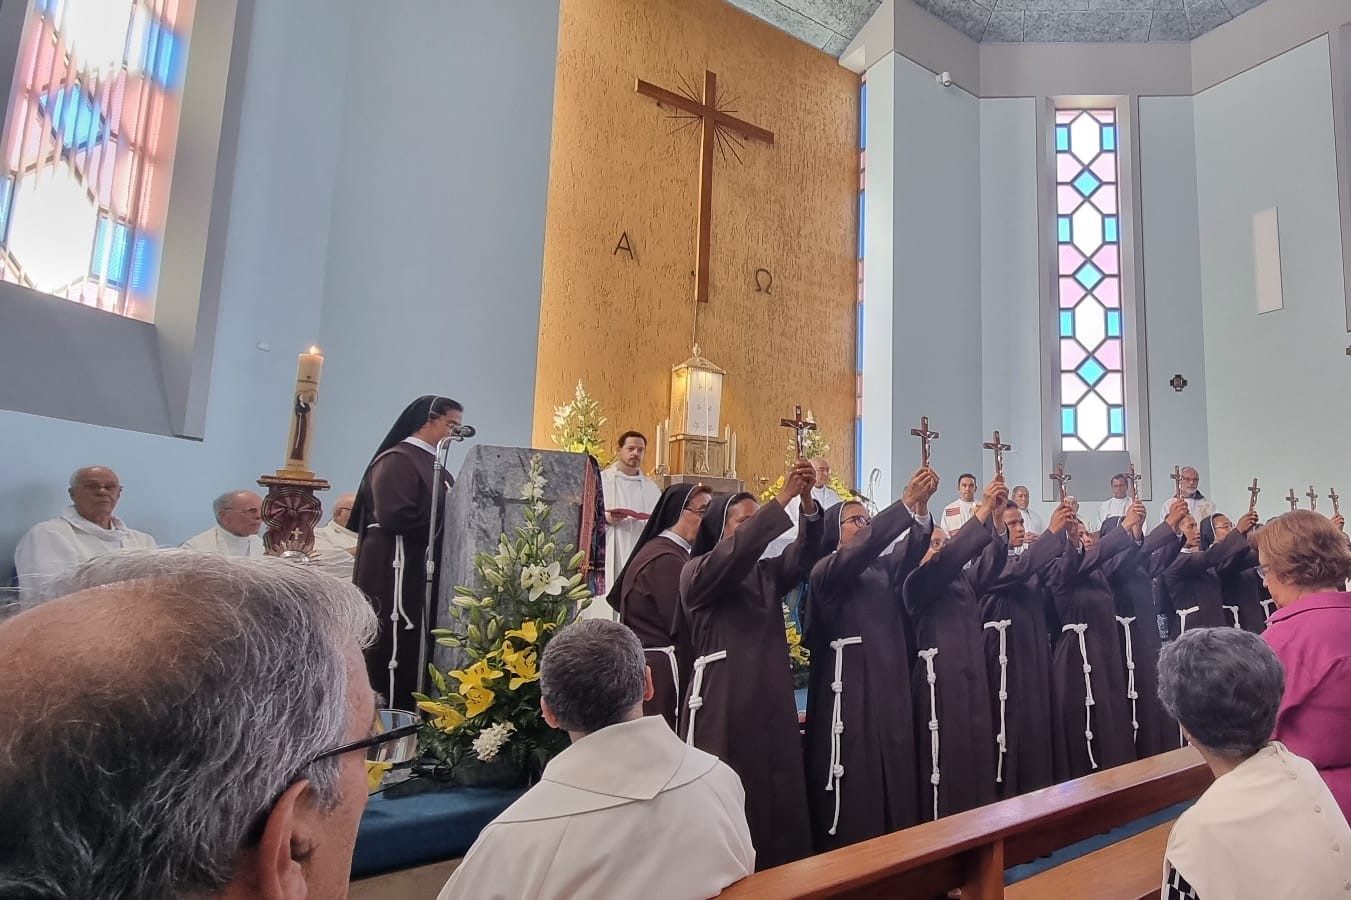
{"left": 532, "top": 0, "right": 860, "bottom": 489}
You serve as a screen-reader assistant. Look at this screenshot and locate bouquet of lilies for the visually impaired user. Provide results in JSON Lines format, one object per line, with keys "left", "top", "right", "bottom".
{"left": 415, "top": 455, "right": 592, "bottom": 777}
{"left": 551, "top": 379, "right": 609, "bottom": 465}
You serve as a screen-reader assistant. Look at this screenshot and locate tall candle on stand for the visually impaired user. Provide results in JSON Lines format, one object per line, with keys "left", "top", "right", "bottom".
{"left": 730, "top": 430, "right": 737, "bottom": 477}
{"left": 281, "top": 346, "right": 323, "bottom": 478}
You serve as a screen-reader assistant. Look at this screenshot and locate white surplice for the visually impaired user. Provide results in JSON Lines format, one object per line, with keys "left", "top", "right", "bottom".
{"left": 596, "top": 465, "right": 661, "bottom": 619}
{"left": 438, "top": 716, "right": 754, "bottom": 900}
{"left": 310, "top": 519, "right": 358, "bottom": 580}
{"left": 1097, "top": 496, "right": 1132, "bottom": 527}
{"left": 1157, "top": 494, "right": 1215, "bottom": 527}
{"left": 14, "top": 506, "right": 157, "bottom": 608}
{"left": 941, "top": 497, "right": 976, "bottom": 534}
{"left": 1162, "top": 742, "right": 1351, "bottom": 899}
{"left": 181, "top": 525, "right": 266, "bottom": 559}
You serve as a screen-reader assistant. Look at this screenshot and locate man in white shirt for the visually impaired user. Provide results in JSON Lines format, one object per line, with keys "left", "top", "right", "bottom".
{"left": 1012, "top": 485, "right": 1044, "bottom": 542}
{"left": 183, "top": 491, "right": 266, "bottom": 558}
{"left": 1158, "top": 466, "right": 1215, "bottom": 525}
{"left": 765, "top": 456, "right": 845, "bottom": 559}
{"left": 1097, "top": 473, "right": 1134, "bottom": 526}
{"left": 311, "top": 492, "right": 358, "bottom": 579}
{"left": 1157, "top": 628, "right": 1351, "bottom": 899}
{"left": 596, "top": 431, "right": 661, "bottom": 619}
{"left": 14, "top": 466, "right": 157, "bottom": 608}
{"left": 439, "top": 619, "right": 754, "bottom": 900}
{"left": 941, "top": 473, "right": 979, "bottom": 534}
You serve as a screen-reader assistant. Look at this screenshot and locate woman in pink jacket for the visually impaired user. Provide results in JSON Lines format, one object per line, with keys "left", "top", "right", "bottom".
{"left": 1255, "top": 510, "right": 1351, "bottom": 821}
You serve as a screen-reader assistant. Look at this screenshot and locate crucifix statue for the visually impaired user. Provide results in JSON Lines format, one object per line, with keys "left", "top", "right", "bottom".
{"left": 636, "top": 70, "right": 774, "bottom": 306}
{"left": 1170, "top": 466, "right": 1184, "bottom": 499}
{"left": 1050, "top": 463, "right": 1072, "bottom": 502}
{"left": 1247, "top": 478, "right": 1260, "bottom": 514}
{"left": 983, "top": 430, "right": 1011, "bottom": 480}
{"left": 1286, "top": 489, "right": 1299, "bottom": 511}
{"left": 779, "top": 405, "right": 816, "bottom": 460}
{"left": 1307, "top": 485, "right": 1319, "bottom": 512}
{"left": 910, "top": 416, "right": 939, "bottom": 468}
{"left": 1331, "top": 488, "right": 1341, "bottom": 517}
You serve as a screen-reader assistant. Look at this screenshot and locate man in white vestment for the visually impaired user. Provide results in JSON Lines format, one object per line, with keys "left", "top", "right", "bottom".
{"left": 14, "top": 466, "right": 157, "bottom": 609}
{"left": 311, "top": 492, "right": 358, "bottom": 579}
{"left": 1097, "top": 473, "right": 1135, "bottom": 527}
{"left": 766, "top": 456, "right": 844, "bottom": 558}
{"left": 596, "top": 431, "right": 661, "bottom": 618}
{"left": 1157, "top": 628, "right": 1351, "bottom": 900}
{"left": 182, "top": 491, "right": 266, "bottom": 558}
{"left": 1157, "top": 466, "right": 1215, "bottom": 525}
{"left": 941, "top": 473, "right": 979, "bottom": 534}
{"left": 1012, "top": 485, "right": 1043, "bottom": 543}
{"left": 439, "top": 619, "right": 754, "bottom": 900}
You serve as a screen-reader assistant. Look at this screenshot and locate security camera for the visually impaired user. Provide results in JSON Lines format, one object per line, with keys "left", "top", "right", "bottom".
{"left": 937, "top": 71, "right": 953, "bottom": 87}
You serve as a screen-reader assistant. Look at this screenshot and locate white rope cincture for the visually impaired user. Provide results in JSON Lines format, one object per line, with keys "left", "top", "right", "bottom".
{"left": 685, "top": 650, "right": 727, "bottom": 747}
{"left": 1175, "top": 605, "right": 1200, "bottom": 635}
{"left": 1062, "top": 623, "right": 1098, "bottom": 770}
{"left": 387, "top": 534, "right": 413, "bottom": 701}
{"left": 643, "top": 646, "right": 681, "bottom": 721}
{"left": 1224, "top": 605, "right": 1241, "bottom": 628}
{"left": 983, "top": 620, "right": 1012, "bottom": 783}
{"left": 825, "top": 636, "right": 863, "bottom": 835}
{"left": 1260, "top": 597, "right": 1277, "bottom": 619}
{"left": 918, "top": 647, "right": 941, "bottom": 820}
{"left": 1115, "top": 616, "right": 1139, "bottom": 745}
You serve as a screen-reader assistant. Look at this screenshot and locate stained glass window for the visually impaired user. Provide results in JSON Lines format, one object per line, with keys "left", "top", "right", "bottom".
{"left": 0, "top": 0, "right": 196, "bottom": 322}
{"left": 1055, "top": 108, "right": 1126, "bottom": 452}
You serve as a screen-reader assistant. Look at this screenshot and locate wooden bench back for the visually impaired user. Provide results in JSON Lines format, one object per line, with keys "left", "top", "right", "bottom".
{"left": 721, "top": 747, "right": 1211, "bottom": 899}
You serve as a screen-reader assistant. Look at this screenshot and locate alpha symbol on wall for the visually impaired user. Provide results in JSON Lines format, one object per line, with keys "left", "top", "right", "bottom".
{"left": 635, "top": 70, "right": 775, "bottom": 304}
{"left": 754, "top": 268, "right": 772, "bottom": 294}
{"left": 613, "top": 231, "right": 635, "bottom": 260}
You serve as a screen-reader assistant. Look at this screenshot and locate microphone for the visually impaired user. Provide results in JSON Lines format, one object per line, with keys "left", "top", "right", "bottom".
{"left": 449, "top": 423, "right": 477, "bottom": 440}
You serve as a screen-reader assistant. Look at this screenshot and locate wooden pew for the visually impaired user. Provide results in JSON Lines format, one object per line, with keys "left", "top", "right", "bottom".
{"left": 720, "top": 746, "right": 1210, "bottom": 899}
{"left": 1005, "top": 821, "right": 1174, "bottom": 900}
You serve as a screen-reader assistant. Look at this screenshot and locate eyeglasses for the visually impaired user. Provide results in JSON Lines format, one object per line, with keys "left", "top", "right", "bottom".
{"left": 843, "top": 515, "right": 871, "bottom": 527}
{"left": 684, "top": 504, "right": 710, "bottom": 517}
{"left": 312, "top": 720, "right": 421, "bottom": 764}
{"left": 1256, "top": 565, "right": 1268, "bottom": 580}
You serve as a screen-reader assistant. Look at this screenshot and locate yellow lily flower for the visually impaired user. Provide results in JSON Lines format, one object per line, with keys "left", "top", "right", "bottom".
{"left": 500, "top": 643, "right": 540, "bottom": 689}
{"left": 365, "top": 759, "right": 393, "bottom": 793}
{"left": 463, "top": 684, "right": 496, "bottom": 718}
{"left": 504, "top": 620, "right": 548, "bottom": 645}
{"left": 417, "top": 699, "right": 465, "bottom": 733}
{"left": 449, "top": 658, "right": 503, "bottom": 691}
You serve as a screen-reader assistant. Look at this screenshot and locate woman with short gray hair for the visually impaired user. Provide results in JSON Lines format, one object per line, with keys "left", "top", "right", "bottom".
{"left": 1156, "top": 628, "right": 1351, "bottom": 899}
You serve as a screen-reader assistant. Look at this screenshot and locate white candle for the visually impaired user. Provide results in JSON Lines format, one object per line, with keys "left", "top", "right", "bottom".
{"left": 730, "top": 432, "right": 737, "bottom": 475}
{"left": 283, "top": 345, "right": 324, "bottom": 472}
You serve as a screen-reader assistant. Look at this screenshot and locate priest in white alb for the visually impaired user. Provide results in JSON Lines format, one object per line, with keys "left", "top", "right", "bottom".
{"left": 14, "top": 466, "right": 157, "bottom": 608}
{"left": 596, "top": 431, "right": 661, "bottom": 618}
{"left": 182, "top": 491, "right": 266, "bottom": 558}
{"left": 439, "top": 620, "right": 754, "bottom": 900}
{"left": 310, "top": 491, "right": 358, "bottom": 579}
{"left": 941, "top": 472, "right": 979, "bottom": 534}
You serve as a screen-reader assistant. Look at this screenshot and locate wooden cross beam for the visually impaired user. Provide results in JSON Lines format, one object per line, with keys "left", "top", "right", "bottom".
{"left": 1286, "top": 488, "right": 1298, "bottom": 511}
{"left": 779, "top": 405, "right": 816, "bottom": 460}
{"left": 1307, "top": 485, "right": 1319, "bottom": 511}
{"left": 636, "top": 70, "right": 774, "bottom": 306}
{"left": 1247, "top": 478, "right": 1260, "bottom": 514}
{"left": 910, "top": 416, "right": 939, "bottom": 468}
{"left": 1050, "top": 463, "right": 1072, "bottom": 502}
{"left": 983, "top": 430, "right": 1011, "bottom": 480}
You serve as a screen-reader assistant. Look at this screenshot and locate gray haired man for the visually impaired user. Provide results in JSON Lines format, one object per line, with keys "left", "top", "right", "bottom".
{"left": 0, "top": 550, "right": 379, "bottom": 899}
{"left": 440, "top": 619, "right": 755, "bottom": 900}
{"left": 1157, "top": 628, "right": 1351, "bottom": 899}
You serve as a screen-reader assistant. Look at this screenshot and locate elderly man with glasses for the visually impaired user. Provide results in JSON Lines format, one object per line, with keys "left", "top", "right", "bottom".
{"left": 0, "top": 550, "right": 379, "bottom": 899}
{"left": 1157, "top": 465, "right": 1215, "bottom": 525}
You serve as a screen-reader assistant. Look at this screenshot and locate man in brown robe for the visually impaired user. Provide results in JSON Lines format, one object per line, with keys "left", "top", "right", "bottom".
{"left": 903, "top": 478, "right": 1010, "bottom": 820}
{"left": 978, "top": 498, "right": 1072, "bottom": 798}
{"left": 802, "top": 467, "right": 937, "bottom": 850}
{"left": 350, "top": 395, "right": 462, "bottom": 709}
{"left": 1045, "top": 502, "right": 1145, "bottom": 781}
{"left": 678, "top": 461, "right": 825, "bottom": 870}
{"left": 1161, "top": 511, "right": 1258, "bottom": 635}
{"left": 608, "top": 482, "right": 711, "bottom": 729}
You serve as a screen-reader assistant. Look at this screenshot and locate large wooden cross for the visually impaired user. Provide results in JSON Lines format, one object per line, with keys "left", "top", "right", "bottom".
{"left": 983, "top": 430, "right": 1011, "bottom": 480}
{"left": 1050, "top": 463, "right": 1072, "bottom": 502}
{"left": 1127, "top": 464, "right": 1142, "bottom": 501}
{"left": 1331, "top": 488, "right": 1341, "bottom": 517}
{"left": 1247, "top": 478, "right": 1260, "bottom": 514}
{"left": 1307, "top": 485, "right": 1319, "bottom": 512}
{"left": 779, "top": 405, "right": 816, "bottom": 460}
{"left": 1170, "top": 466, "right": 1184, "bottom": 499}
{"left": 910, "top": 416, "right": 939, "bottom": 468}
{"left": 1286, "top": 488, "right": 1298, "bottom": 511}
{"left": 636, "top": 70, "right": 775, "bottom": 305}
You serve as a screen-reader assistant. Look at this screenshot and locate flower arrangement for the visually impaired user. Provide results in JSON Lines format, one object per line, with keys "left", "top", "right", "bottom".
{"left": 415, "top": 455, "right": 592, "bottom": 779}
{"left": 757, "top": 411, "right": 855, "bottom": 504}
{"left": 551, "top": 379, "right": 609, "bottom": 466}
{"left": 784, "top": 603, "right": 810, "bottom": 689}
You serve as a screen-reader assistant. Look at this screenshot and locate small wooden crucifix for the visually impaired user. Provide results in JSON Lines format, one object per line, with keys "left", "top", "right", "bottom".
{"left": 1286, "top": 488, "right": 1299, "bottom": 511}
{"left": 1127, "top": 463, "right": 1141, "bottom": 501}
{"left": 983, "top": 430, "right": 1011, "bottom": 480}
{"left": 1050, "top": 463, "right": 1072, "bottom": 502}
{"left": 636, "top": 70, "right": 775, "bottom": 306}
{"left": 1247, "top": 478, "right": 1260, "bottom": 514}
{"left": 1307, "top": 486, "right": 1319, "bottom": 512}
{"left": 779, "top": 405, "right": 816, "bottom": 460}
{"left": 910, "top": 416, "right": 939, "bottom": 468}
{"left": 1331, "top": 488, "right": 1341, "bottom": 517}
{"left": 1170, "top": 466, "right": 1184, "bottom": 499}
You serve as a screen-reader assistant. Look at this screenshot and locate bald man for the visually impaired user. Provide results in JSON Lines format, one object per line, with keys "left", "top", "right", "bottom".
{"left": 183, "top": 491, "right": 266, "bottom": 558}
{"left": 0, "top": 551, "right": 379, "bottom": 898}
{"left": 312, "top": 492, "right": 359, "bottom": 579}
{"left": 14, "top": 466, "right": 157, "bottom": 609}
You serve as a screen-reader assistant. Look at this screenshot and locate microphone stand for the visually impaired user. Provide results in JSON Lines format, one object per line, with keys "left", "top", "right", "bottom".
{"left": 418, "top": 432, "right": 466, "bottom": 696}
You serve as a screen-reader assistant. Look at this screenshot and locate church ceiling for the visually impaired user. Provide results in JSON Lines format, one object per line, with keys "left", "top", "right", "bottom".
{"left": 727, "top": 0, "right": 1271, "bottom": 49}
